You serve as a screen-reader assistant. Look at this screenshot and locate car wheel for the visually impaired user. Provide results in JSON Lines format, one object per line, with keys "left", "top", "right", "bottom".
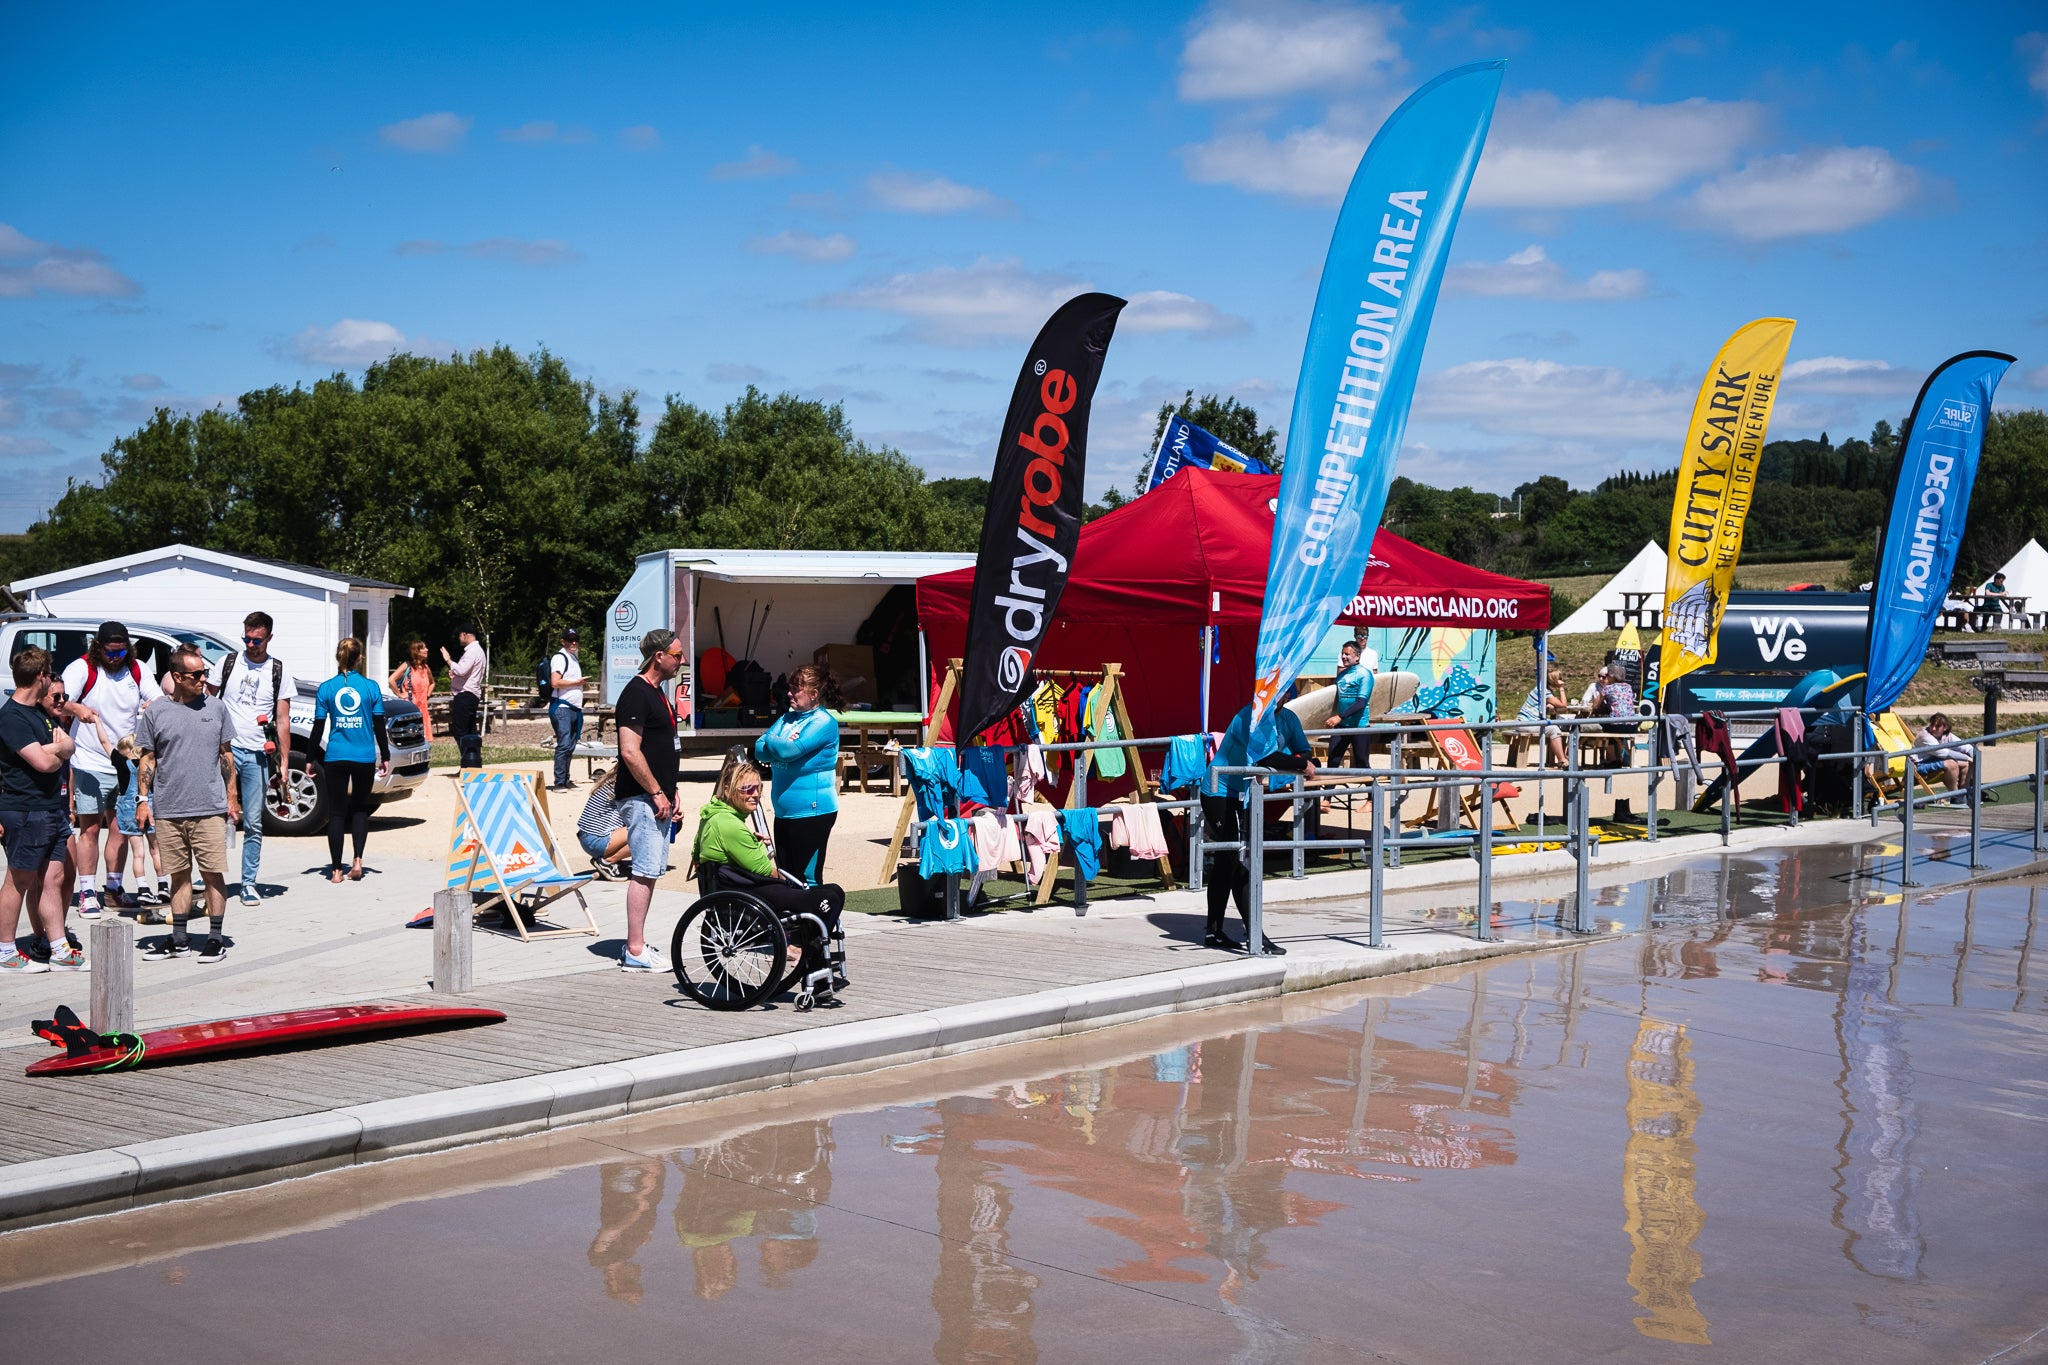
{"left": 265, "top": 751, "right": 327, "bottom": 837}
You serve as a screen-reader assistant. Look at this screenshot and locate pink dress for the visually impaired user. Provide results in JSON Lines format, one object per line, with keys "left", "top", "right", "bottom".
{"left": 396, "top": 662, "right": 434, "bottom": 739}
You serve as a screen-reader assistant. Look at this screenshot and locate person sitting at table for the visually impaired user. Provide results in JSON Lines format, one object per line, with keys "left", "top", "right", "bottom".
{"left": 1941, "top": 583, "right": 1974, "bottom": 632}
{"left": 1974, "top": 571, "right": 2010, "bottom": 630}
{"left": 1509, "top": 665, "right": 1570, "bottom": 768}
{"left": 1593, "top": 664, "right": 1638, "bottom": 720}
{"left": 752, "top": 665, "right": 839, "bottom": 886}
{"left": 1914, "top": 712, "right": 1974, "bottom": 796}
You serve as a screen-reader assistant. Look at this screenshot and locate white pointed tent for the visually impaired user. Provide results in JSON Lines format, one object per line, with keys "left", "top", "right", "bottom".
{"left": 1993, "top": 538, "right": 2048, "bottom": 601}
{"left": 1552, "top": 540, "right": 1668, "bottom": 635}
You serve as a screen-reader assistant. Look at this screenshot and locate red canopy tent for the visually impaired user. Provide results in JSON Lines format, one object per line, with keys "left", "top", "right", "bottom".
{"left": 917, "top": 468, "right": 1550, "bottom": 741}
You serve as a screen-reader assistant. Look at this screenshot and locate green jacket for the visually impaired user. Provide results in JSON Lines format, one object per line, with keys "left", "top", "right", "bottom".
{"left": 692, "top": 796, "right": 773, "bottom": 878}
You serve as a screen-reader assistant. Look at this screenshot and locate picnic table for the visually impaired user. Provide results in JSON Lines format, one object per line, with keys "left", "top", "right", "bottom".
{"left": 1969, "top": 592, "right": 2034, "bottom": 631}
{"left": 825, "top": 709, "right": 924, "bottom": 795}
{"left": 1605, "top": 590, "right": 1662, "bottom": 631}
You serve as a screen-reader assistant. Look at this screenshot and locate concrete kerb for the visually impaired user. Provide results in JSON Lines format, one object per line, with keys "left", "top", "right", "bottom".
{"left": 0, "top": 933, "right": 1565, "bottom": 1231}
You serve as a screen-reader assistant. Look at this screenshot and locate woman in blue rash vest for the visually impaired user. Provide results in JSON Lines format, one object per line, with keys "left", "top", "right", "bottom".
{"left": 1200, "top": 698, "right": 1316, "bottom": 954}
{"left": 310, "top": 638, "right": 389, "bottom": 884}
{"left": 752, "top": 664, "right": 839, "bottom": 885}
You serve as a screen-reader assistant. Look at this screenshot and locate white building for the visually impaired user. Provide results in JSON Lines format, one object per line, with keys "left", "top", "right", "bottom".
{"left": 9, "top": 544, "right": 414, "bottom": 681}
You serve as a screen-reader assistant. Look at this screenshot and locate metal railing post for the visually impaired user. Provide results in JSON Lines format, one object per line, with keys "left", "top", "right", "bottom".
{"left": 2036, "top": 731, "right": 2045, "bottom": 855}
{"left": 1189, "top": 791, "right": 1205, "bottom": 892}
{"left": 1474, "top": 777, "right": 1493, "bottom": 942}
{"left": 1968, "top": 738, "right": 1985, "bottom": 870}
{"left": 1247, "top": 780, "right": 1267, "bottom": 955}
{"left": 1572, "top": 779, "right": 1594, "bottom": 934}
{"left": 1072, "top": 754, "right": 1089, "bottom": 915}
{"left": 1291, "top": 780, "right": 1306, "bottom": 879}
{"left": 1899, "top": 779, "right": 1919, "bottom": 888}
{"left": 1721, "top": 781, "right": 1732, "bottom": 846}
{"left": 1852, "top": 705, "right": 1866, "bottom": 822}
{"left": 1368, "top": 781, "right": 1385, "bottom": 949}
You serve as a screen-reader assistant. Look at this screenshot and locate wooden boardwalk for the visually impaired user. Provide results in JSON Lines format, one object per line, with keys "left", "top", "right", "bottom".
{"left": 0, "top": 911, "right": 1281, "bottom": 1166}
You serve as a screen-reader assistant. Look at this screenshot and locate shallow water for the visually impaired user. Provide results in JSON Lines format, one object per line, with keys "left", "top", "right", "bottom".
{"left": 2, "top": 853, "right": 2044, "bottom": 1363}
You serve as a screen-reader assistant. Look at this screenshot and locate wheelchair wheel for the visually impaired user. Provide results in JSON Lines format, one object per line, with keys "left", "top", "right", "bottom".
{"left": 671, "top": 892, "right": 790, "bottom": 1011}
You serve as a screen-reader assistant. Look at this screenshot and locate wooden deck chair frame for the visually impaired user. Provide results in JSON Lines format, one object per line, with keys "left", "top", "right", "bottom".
{"left": 1868, "top": 713, "right": 1943, "bottom": 804}
{"left": 446, "top": 769, "right": 600, "bottom": 941}
{"left": 1410, "top": 722, "right": 1521, "bottom": 832}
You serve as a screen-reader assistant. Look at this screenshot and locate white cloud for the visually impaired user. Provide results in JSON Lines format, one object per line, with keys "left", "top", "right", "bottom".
{"left": 1121, "top": 290, "right": 1248, "bottom": 337}
{"left": 619, "top": 124, "right": 661, "bottom": 151}
{"left": 2023, "top": 362, "right": 2048, "bottom": 390}
{"left": 746, "top": 230, "right": 857, "bottom": 263}
{"left": 1444, "top": 245, "right": 1649, "bottom": 300}
{"left": 820, "top": 260, "right": 1244, "bottom": 347}
{"left": 287, "top": 318, "right": 419, "bottom": 367}
{"left": 121, "top": 373, "right": 165, "bottom": 391}
{"left": 1469, "top": 94, "right": 1763, "bottom": 208}
{"left": 1782, "top": 356, "right": 1923, "bottom": 397}
{"left": 1181, "top": 123, "right": 1370, "bottom": 203}
{"left": 867, "top": 170, "right": 1010, "bottom": 215}
{"left": 1686, "top": 146, "right": 1919, "bottom": 240}
{"left": 712, "top": 145, "right": 800, "bottom": 179}
{"left": 378, "top": 111, "right": 472, "bottom": 153}
{"left": 819, "top": 259, "right": 1085, "bottom": 346}
{"left": 498, "top": 121, "right": 593, "bottom": 145}
{"left": 0, "top": 223, "right": 142, "bottom": 298}
{"left": 707, "top": 363, "right": 780, "bottom": 386}
{"left": 0, "top": 435, "right": 59, "bottom": 457}
{"left": 395, "top": 237, "right": 580, "bottom": 266}
{"left": 1179, "top": 2, "right": 1401, "bottom": 102}
{"left": 1413, "top": 357, "right": 1692, "bottom": 443}
{"left": 2021, "top": 33, "right": 2048, "bottom": 101}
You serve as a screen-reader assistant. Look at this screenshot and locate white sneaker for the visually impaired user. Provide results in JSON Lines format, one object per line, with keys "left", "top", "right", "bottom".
{"left": 0, "top": 949, "right": 50, "bottom": 975}
{"left": 620, "top": 944, "right": 666, "bottom": 973}
{"left": 46, "top": 943, "right": 88, "bottom": 972}
{"left": 77, "top": 887, "right": 103, "bottom": 918}
{"left": 240, "top": 885, "right": 262, "bottom": 907}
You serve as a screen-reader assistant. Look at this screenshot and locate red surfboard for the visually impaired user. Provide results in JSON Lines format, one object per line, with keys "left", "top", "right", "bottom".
{"left": 27, "top": 1003, "right": 506, "bottom": 1076}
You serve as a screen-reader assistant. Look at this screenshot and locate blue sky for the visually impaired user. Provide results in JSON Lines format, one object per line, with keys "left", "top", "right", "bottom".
{"left": 3, "top": 2, "right": 2045, "bottom": 533}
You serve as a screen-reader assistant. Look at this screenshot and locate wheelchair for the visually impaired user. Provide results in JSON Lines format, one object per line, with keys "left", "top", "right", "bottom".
{"left": 670, "top": 868, "right": 847, "bottom": 1012}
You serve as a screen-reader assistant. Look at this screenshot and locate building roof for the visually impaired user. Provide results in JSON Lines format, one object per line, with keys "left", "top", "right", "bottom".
{"left": 656, "top": 547, "right": 974, "bottom": 586}
{"left": 9, "top": 543, "right": 415, "bottom": 597}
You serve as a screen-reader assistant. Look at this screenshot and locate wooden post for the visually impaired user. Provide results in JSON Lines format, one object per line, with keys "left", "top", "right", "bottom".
{"left": 432, "top": 888, "right": 473, "bottom": 993}
{"left": 90, "top": 918, "right": 134, "bottom": 1034}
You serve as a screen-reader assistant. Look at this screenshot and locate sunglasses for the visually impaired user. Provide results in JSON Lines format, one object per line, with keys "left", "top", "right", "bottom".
{"left": 736, "top": 783, "right": 762, "bottom": 796}
{"left": 172, "top": 668, "right": 207, "bottom": 681}
{"left": 244, "top": 635, "right": 267, "bottom": 645}
{"left": 103, "top": 645, "right": 128, "bottom": 656}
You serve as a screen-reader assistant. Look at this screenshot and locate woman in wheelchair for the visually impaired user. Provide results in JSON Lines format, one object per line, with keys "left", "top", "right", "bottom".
{"left": 676, "top": 758, "right": 848, "bottom": 1010}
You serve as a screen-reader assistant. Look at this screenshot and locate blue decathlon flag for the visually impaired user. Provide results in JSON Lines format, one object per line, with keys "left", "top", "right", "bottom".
{"left": 1249, "top": 61, "right": 1504, "bottom": 752}
{"left": 1864, "top": 351, "right": 2014, "bottom": 713}
{"left": 1143, "top": 414, "right": 1272, "bottom": 493}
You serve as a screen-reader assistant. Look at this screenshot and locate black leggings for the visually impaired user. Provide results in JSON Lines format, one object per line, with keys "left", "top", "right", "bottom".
{"left": 324, "top": 760, "right": 376, "bottom": 866}
{"left": 774, "top": 813, "right": 836, "bottom": 886}
{"left": 1201, "top": 793, "right": 1252, "bottom": 934}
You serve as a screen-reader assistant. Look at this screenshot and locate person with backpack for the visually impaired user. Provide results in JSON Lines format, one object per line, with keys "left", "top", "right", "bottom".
{"left": 59, "top": 621, "right": 162, "bottom": 918}
{"left": 208, "top": 611, "right": 295, "bottom": 907}
{"left": 544, "top": 627, "right": 584, "bottom": 793}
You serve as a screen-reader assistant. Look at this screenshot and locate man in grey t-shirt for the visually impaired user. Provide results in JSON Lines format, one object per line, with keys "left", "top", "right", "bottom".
{"left": 133, "top": 646, "right": 242, "bottom": 963}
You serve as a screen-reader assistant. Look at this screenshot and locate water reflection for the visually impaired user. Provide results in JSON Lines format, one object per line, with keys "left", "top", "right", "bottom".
{"left": 1621, "top": 1018, "right": 1708, "bottom": 1345}
{"left": 672, "top": 1121, "right": 833, "bottom": 1300}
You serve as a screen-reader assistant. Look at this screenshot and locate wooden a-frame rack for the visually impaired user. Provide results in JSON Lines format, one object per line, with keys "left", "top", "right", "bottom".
{"left": 878, "top": 659, "right": 1176, "bottom": 902}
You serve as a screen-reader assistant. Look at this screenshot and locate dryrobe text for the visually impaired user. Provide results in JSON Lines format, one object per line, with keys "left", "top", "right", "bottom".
{"left": 1297, "top": 189, "right": 1427, "bottom": 569}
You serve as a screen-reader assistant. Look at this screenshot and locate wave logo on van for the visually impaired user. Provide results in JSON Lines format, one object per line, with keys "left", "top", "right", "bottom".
{"left": 1751, "top": 615, "right": 1807, "bottom": 663}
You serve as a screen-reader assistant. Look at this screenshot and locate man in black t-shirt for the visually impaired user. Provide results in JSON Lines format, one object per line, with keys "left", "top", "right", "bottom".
{"left": 0, "top": 646, "right": 79, "bottom": 975}
{"left": 615, "top": 629, "right": 683, "bottom": 972}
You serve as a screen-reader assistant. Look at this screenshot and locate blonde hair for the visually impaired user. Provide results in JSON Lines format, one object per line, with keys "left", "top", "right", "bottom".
{"left": 336, "top": 637, "right": 364, "bottom": 673}
{"left": 716, "top": 757, "right": 763, "bottom": 806}
{"left": 116, "top": 734, "right": 140, "bottom": 760}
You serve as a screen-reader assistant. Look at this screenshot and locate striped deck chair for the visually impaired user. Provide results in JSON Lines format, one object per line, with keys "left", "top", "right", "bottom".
{"left": 1415, "top": 722, "right": 1521, "bottom": 832}
{"left": 445, "top": 769, "right": 598, "bottom": 941}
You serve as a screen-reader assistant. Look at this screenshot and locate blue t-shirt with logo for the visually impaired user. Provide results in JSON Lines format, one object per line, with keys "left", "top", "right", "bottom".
{"left": 314, "top": 671, "right": 384, "bottom": 764}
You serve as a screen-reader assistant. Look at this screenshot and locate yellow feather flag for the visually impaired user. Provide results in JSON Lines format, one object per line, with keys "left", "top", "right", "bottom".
{"left": 1657, "top": 318, "right": 1796, "bottom": 695}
